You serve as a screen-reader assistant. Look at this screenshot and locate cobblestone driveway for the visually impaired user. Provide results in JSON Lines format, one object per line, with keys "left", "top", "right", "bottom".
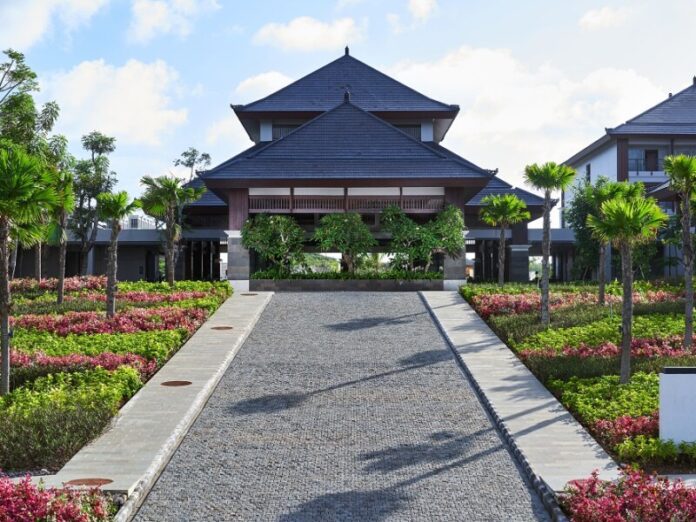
{"left": 135, "top": 293, "right": 548, "bottom": 521}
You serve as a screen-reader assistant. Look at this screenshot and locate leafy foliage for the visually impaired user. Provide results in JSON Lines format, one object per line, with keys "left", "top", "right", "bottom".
{"left": 313, "top": 213, "right": 376, "bottom": 273}
{"left": 241, "top": 214, "right": 305, "bottom": 275}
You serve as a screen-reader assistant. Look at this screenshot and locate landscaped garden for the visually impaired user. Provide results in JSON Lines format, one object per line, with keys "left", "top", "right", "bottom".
{"left": 0, "top": 276, "right": 230, "bottom": 517}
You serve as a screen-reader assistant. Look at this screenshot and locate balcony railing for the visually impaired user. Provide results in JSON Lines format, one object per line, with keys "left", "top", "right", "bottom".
{"left": 248, "top": 195, "right": 445, "bottom": 214}
{"left": 628, "top": 159, "right": 664, "bottom": 172}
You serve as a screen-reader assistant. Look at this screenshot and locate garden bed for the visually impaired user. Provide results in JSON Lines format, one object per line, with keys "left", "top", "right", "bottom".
{"left": 0, "top": 276, "right": 231, "bottom": 474}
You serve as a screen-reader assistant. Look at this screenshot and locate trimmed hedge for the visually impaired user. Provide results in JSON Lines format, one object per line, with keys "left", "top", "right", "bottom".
{"left": 251, "top": 268, "right": 444, "bottom": 280}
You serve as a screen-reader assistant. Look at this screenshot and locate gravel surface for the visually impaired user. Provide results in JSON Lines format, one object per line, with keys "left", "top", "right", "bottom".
{"left": 135, "top": 293, "right": 548, "bottom": 521}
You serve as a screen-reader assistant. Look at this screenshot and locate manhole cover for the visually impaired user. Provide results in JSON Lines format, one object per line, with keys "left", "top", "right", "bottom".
{"left": 161, "top": 380, "right": 192, "bottom": 387}
{"left": 212, "top": 326, "right": 234, "bottom": 330}
{"left": 65, "top": 478, "right": 113, "bottom": 487}
{"left": 241, "top": 293, "right": 258, "bottom": 296}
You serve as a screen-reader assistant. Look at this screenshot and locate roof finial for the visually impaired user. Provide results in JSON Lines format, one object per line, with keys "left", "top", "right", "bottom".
{"left": 693, "top": 75, "right": 696, "bottom": 85}
{"left": 345, "top": 45, "right": 349, "bottom": 56}
{"left": 344, "top": 87, "right": 351, "bottom": 103}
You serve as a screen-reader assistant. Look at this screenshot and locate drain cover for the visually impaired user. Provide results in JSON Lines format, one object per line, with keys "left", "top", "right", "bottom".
{"left": 241, "top": 292, "right": 258, "bottom": 296}
{"left": 161, "top": 380, "right": 192, "bottom": 387}
{"left": 65, "top": 478, "right": 113, "bottom": 487}
{"left": 212, "top": 326, "right": 234, "bottom": 330}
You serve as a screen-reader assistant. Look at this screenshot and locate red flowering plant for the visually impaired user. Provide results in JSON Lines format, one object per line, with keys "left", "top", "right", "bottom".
{"left": 561, "top": 468, "right": 696, "bottom": 522}
{"left": 13, "top": 307, "right": 207, "bottom": 336}
{"left": 67, "top": 290, "right": 210, "bottom": 304}
{"left": 519, "top": 336, "right": 693, "bottom": 361}
{"left": 10, "top": 276, "right": 108, "bottom": 294}
{"left": 0, "top": 475, "right": 112, "bottom": 521}
{"left": 592, "top": 414, "right": 660, "bottom": 448}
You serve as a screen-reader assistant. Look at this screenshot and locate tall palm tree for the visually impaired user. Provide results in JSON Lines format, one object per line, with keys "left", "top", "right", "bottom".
{"left": 46, "top": 169, "right": 75, "bottom": 305}
{"left": 479, "top": 194, "right": 531, "bottom": 285}
{"left": 96, "top": 192, "right": 140, "bottom": 318}
{"left": 524, "top": 162, "right": 576, "bottom": 327}
{"left": 664, "top": 154, "right": 696, "bottom": 349}
{"left": 588, "top": 197, "right": 667, "bottom": 383}
{"left": 0, "top": 145, "right": 56, "bottom": 395}
{"left": 140, "top": 176, "right": 205, "bottom": 285}
{"left": 586, "top": 179, "right": 644, "bottom": 305}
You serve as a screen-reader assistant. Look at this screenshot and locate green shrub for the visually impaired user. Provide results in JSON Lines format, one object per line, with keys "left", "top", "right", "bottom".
{"left": 517, "top": 314, "right": 685, "bottom": 351}
{"left": 0, "top": 367, "right": 142, "bottom": 470}
{"left": 524, "top": 354, "right": 696, "bottom": 383}
{"left": 12, "top": 329, "right": 187, "bottom": 362}
{"left": 549, "top": 372, "right": 658, "bottom": 423}
{"left": 251, "top": 268, "right": 443, "bottom": 280}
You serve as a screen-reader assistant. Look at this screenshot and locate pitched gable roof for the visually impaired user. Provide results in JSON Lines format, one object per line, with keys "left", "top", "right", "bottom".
{"left": 467, "top": 176, "right": 545, "bottom": 207}
{"left": 234, "top": 52, "right": 455, "bottom": 114}
{"left": 609, "top": 81, "right": 696, "bottom": 135}
{"left": 205, "top": 101, "right": 491, "bottom": 181}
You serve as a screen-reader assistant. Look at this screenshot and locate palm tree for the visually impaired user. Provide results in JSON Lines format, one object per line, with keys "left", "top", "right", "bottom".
{"left": 588, "top": 197, "right": 667, "bottom": 383}
{"left": 479, "top": 194, "right": 531, "bottom": 285}
{"left": 524, "top": 162, "right": 576, "bottom": 327}
{"left": 0, "top": 145, "right": 56, "bottom": 395}
{"left": 46, "top": 169, "right": 75, "bottom": 305}
{"left": 586, "top": 179, "right": 644, "bottom": 305}
{"left": 96, "top": 192, "right": 140, "bottom": 318}
{"left": 140, "top": 176, "right": 205, "bottom": 286}
{"left": 664, "top": 154, "right": 696, "bottom": 349}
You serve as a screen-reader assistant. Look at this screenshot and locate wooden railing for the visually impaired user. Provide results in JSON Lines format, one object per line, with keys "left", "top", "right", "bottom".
{"left": 248, "top": 195, "right": 445, "bottom": 214}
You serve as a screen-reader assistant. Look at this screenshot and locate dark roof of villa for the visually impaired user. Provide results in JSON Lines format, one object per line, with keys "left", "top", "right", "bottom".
{"left": 184, "top": 177, "right": 225, "bottom": 206}
{"left": 467, "top": 176, "right": 546, "bottom": 207}
{"left": 204, "top": 101, "right": 491, "bottom": 181}
{"left": 609, "top": 81, "right": 696, "bottom": 136}
{"left": 234, "top": 51, "right": 456, "bottom": 114}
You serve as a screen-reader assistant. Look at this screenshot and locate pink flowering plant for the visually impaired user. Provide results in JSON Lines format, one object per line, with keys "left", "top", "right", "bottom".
{"left": 0, "top": 475, "right": 113, "bottom": 521}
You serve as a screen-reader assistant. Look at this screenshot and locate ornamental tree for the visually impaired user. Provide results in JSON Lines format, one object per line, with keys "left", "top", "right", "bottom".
{"left": 241, "top": 214, "right": 305, "bottom": 275}
{"left": 314, "top": 213, "right": 376, "bottom": 274}
{"left": 174, "top": 147, "right": 211, "bottom": 181}
{"left": 664, "top": 154, "right": 696, "bottom": 349}
{"left": 0, "top": 144, "right": 56, "bottom": 395}
{"left": 588, "top": 197, "right": 667, "bottom": 383}
{"left": 97, "top": 192, "right": 141, "bottom": 318}
{"left": 479, "top": 194, "right": 530, "bottom": 285}
{"left": 524, "top": 162, "right": 576, "bottom": 327}
{"left": 140, "top": 175, "right": 205, "bottom": 285}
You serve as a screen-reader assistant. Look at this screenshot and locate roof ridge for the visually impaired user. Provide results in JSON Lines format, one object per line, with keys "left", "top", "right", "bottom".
{"left": 611, "top": 82, "right": 695, "bottom": 129}
{"left": 244, "top": 100, "right": 450, "bottom": 160}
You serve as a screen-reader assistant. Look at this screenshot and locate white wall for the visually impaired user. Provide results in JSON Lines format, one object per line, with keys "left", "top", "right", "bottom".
{"left": 660, "top": 372, "right": 696, "bottom": 443}
{"left": 249, "top": 188, "right": 290, "bottom": 195}
{"left": 294, "top": 187, "right": 344, "bottom": 196}
{"left": 402, "top": 187, "right": 444, "bottom": 195}
{"left": 421, "top": 120, "right": 434, "bottom": 142}
{"left": 348, "top": 187, "right": 400, "bottom": 196}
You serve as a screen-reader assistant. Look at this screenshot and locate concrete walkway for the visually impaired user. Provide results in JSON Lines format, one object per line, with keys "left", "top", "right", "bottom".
{"left": 421, "top": 291, "right": 620, "bottom": 493}
{"left": 135, "top": 293, "right": 548, "bottom": 521}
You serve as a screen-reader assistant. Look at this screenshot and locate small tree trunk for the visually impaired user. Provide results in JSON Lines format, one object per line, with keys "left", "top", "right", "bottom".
{"left": 9, "top": 243, "right": 17, "bottom": 280}
{"left": 0, "top": 219, "right": 12, "bottom": 395}
{"left": 57, "top": 237, "right": 67, "bottom": 304}
{"left": 598, "top": 243, "right": 606, "bottom": 305}
{"left": 498, "top": 226, "right": 506, "bottom": 285}
{"left": 620, "top": 243, "right": 633, "bottom": 384}
{"left": 106, "top": 223, "right": 119, "bottom": 318}
{"left": 540, "top": 190, "right": 551, "bottom": 328}
{"left": 682, "top": 193, "right": 694, "bottom": 348}
{"left": 34, "top": 243, "right": 42, "bottom": 281}
{"left": 166, "top": 232, "right": 176, "bottom": 286}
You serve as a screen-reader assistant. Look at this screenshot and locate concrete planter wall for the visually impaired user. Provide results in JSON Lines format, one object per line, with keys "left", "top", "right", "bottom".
{"left": 660, "top": 367, "right": 696, "bottom": 444}
{"left": 250, "top": 279, "right": 444, "bottom": 292}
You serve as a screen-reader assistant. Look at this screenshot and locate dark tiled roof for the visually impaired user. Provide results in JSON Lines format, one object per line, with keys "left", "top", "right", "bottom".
{"left": 235, "top": 53, "right": 455, "bottom": 113}
{"left": 609, "top": 83, "right": 696, "bottom": 135}
{"left": 204, "top": 101, "right": 491, "bottom": 181}
{"left": 184, "top": 177, "right": 225, "bottom": 206}
{"left": 467, "top": 176, "right": 545, "bottom": 207}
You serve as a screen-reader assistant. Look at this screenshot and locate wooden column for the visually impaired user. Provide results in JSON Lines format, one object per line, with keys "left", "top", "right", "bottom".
{"left": 227, "top": 188, "right": 249, "bottom": 230}
{"left": 617, "top": 138, "right": 629, "bottom": 182}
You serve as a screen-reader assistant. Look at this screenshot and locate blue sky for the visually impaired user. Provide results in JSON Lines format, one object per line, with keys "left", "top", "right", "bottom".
{"left": 2, "top": 0, "right": 695, "bottom": 206}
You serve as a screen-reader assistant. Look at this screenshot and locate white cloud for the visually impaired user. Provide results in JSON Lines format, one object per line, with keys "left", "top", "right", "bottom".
{"left": 128, "top": 0, "right": 220, "bottom": 43}
{"left": 387, "top": 46, "right": 664, "bottom": 188}
{"left": 253, "top": 16, "right": 365, "bottom": 52}
{"left": 206, "top": 115, "right": 253, "bottom": 150}
{"left": 0, "top": 0, "right": 109, "bottom": 50}
{"left": 234, "top": 71, "right": 294, "bottom": 103}
{"left": 386, "top": 13, "right": 405, "bottom": 34}
{"left": 579, "top": 6, "right": 631, "bottom": 31}
{"left": 43, "top": 59, "right": 188, "bottom": 146}
{"left": 408, "top": 0, "right": 437, "bottom": 21}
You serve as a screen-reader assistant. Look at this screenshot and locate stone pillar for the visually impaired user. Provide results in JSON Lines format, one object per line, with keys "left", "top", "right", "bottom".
{"left": 226, "top": 230, "right": 250, "bottom": 292}
{"left": 443, "top": 229, "right": 467, "bottom": 290}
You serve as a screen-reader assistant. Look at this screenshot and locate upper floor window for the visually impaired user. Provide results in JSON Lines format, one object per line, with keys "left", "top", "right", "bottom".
{"left": 585, "top": 164, "right": 591, "bottom": 183}
{"left": 394, "top": 125, "right": 420, "bottom": 140}
{"left": 272, "top": 125, "right": 300, "bottom": 140}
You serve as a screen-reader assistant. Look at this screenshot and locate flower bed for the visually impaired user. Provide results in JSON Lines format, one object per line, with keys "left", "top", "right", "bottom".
{"left": 461, "top": 280, "right": 696, "bottom": 517}
{"left": 0, "top": 278, "right": 231, "bottom": 474}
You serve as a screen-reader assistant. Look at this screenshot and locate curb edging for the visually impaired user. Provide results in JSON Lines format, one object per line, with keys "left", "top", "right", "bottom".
{"left": 419, "top": 291, "right": 568, "bottom": 522}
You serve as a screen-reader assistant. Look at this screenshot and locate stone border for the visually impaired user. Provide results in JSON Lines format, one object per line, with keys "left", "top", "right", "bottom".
{"left": 38, "top": 292, "right": 273, "bottom": 522}
{"left": 420, "top": 291, "right": 620, "bottom": 522}
{"left": 250, "top": 278, "right": 443, "bottom": 292}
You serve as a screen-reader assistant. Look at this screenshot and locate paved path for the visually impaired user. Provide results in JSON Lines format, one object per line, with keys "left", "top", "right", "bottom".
{"left": 135, "top": 293, "right": 548, "bottom": 521}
